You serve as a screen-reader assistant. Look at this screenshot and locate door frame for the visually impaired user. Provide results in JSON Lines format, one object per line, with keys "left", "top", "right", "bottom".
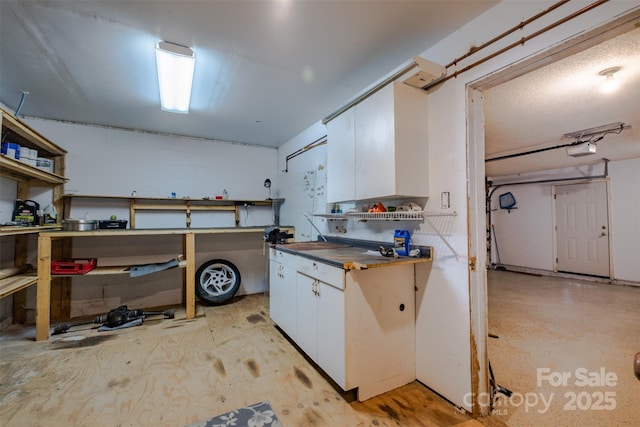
{"left": 552, "top": 178, "right": 613, "bottom": 278}
{"left": 465, "top": 11, "right": 637, "bottom": 418}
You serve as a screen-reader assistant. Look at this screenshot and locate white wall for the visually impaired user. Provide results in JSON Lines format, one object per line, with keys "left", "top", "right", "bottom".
{"left": 28, "top": 119, "right": 278, "bottom": 200}
{"left": 274, "top": 121, "right": 328, "bottom": 241}
{"left": 609, "top": 157, "right": 640, "bottom": 281}
{"left": 489, "top": 159, "right": 640, "bottom": 283}
{"left": 490, "top": 183, "right": 555, "bottom": 270}
{"left": 277, "top": 0, "right": 639, "bottom": 413}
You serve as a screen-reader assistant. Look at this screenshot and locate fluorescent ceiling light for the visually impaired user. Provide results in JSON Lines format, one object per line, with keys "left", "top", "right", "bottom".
{"left": 155, "top": 41, "right": 195, "bottom": 114}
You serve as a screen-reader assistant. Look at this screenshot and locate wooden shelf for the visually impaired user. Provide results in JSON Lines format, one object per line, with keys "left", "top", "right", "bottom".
{"left": 63, "top": 194, "right": 275, "bottom": 204}
{"left": 62, "top": 194, "right": 284, "bottom": 229}
{"left": 0, "top": 272, "right": 37, "bottom": 299}
{"left": 38, "top": 227, "right": 278, "bottom": 238}
{"left": 0, "top": 155, "right": 67, "bottom": 184}
{"left": 0, "top": 224, "right": 62, "bottom": 236}
{"left": 1, "top": 107, "right": 67, "bottom": 155}
{"left": 50, "top": 259, "right": 187, "bottom": 277}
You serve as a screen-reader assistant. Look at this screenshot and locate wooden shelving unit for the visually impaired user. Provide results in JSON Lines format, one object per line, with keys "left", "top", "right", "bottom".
{"left": 63, "top": 194, "right": 284, "bottom": 228}
{"left": 1, "top": 107, "right": 67, "bottom": 323}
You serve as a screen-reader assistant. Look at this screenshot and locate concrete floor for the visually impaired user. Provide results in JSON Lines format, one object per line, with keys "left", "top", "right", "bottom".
{"left": 487, "top": 269, "right": 640, "bottom": 426}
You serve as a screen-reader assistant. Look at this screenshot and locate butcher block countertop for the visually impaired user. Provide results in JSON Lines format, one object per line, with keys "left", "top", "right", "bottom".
{"left": 274, "top": 241, "right": 433, "bottom": 271}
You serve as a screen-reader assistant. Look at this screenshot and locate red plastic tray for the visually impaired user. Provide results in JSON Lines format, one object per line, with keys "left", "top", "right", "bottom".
{"left": 51, "top": 258, "right": 97, "bottom": 275}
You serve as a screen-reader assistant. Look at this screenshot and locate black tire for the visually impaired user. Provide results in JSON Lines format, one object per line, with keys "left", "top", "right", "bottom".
{"left": 195, "top": 259, "right": 241, "bottom": 304}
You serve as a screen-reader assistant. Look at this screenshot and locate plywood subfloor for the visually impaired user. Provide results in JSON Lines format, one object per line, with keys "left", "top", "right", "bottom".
{"left": 0, "top": 293, "right": 506, "bottom": 427}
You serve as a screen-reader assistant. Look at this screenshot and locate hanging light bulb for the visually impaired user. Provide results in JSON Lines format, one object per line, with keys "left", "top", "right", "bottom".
{"left": 599, "top": 67, "right": 621, "bottom": 94}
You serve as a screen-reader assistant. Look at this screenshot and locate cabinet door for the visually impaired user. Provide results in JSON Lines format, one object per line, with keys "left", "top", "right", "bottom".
{"left": 268, "top": 259, "right": 296, "bottom": 338}
{"left": 295, "top": 272, "right": 318, "bottom": 359}
{"left": 392, "top": 82, "right": 429, "bottom": 198}
{"left": 316, "top": 281, "right": 346, "bottom": 388}
{"left": 326, "top": 107, "right": 356, "bottom": 203}
{"left": 355, "top": 84, "right": 396, "bottom": 200}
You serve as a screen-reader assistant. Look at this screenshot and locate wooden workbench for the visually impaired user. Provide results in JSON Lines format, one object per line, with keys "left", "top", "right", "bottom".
{"left": 35, "top": 227, "right": 287, "bottom": 341}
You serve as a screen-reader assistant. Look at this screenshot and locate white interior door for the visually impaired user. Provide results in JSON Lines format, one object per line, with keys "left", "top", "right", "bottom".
{"left": 555, "top": 181, "right": 610, "bottom": 277}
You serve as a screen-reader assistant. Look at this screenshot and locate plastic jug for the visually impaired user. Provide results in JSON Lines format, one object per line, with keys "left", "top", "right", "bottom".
{"left": 394, "top": 230, "right": 410, "bottom": 256}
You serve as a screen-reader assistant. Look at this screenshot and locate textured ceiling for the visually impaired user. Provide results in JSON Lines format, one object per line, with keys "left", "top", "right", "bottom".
{"left": 0, "top": 0, "right": 498, "bottom": 147}
{"left": 2, "top": 1, "right": 637, "bottom": 177}
{"left": 484, "top": 25, "right": 640, "bottom": 177}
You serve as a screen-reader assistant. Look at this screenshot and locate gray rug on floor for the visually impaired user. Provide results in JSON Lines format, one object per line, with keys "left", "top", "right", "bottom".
{"left": 186, "top": 401, "right": 283, "bottom": 427}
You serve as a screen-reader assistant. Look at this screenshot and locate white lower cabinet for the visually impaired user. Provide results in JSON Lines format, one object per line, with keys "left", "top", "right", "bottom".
{"left": 296, "top": 272, "right": 346, "bottom": 388}
{"left": 269, "top": 248, "right": 415, "bottom": 401}
{"left": 269, "top": 259, "right": 297, "bottom": 338}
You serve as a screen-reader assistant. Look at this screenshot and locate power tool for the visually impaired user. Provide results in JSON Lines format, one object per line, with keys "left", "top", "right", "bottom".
{"left": 53, "top": 305, "right": 175, "bottom": 335}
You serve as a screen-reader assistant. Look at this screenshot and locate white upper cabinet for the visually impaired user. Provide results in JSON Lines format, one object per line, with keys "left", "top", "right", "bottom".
{"left": 326, "top": 82, "right": 429, "bottom": 203}
{"left": 326, "top": 107, "right": 356, "bottom": 203}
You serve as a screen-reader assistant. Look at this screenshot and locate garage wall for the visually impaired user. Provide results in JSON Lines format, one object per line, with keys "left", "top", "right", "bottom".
{"left": 28, "top": 119, "right": 278, "bottom": 200}
{"left": 608, "top": 157, "right": 640, "bottom": 281}
{"left": 490, "top": 158, "right": 640, "bottom": 283}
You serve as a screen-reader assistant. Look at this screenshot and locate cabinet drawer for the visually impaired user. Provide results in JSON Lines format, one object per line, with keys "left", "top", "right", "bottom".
{"left": 297, "top": 258, "right": 344, "bottom": 290}
{"left": 270, "top": 248, "right": 344, "bottom": 289}
{"left": 270, "top": 248, "right": 298, "bottom": 266}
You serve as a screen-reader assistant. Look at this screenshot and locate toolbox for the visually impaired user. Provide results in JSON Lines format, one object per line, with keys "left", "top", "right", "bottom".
{"left": 51, "top": 258, "right": 98, "bottom": 275}
{"left": 98, "top": 220, "right": 128, "bottom": 229}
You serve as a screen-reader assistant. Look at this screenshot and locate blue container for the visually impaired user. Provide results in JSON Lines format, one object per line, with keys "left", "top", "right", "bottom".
{"left": 1, "top": 142, "right": 20, "bottom": 159}
{"left": 394, "top": 230, "right": 410, "bottom": 256}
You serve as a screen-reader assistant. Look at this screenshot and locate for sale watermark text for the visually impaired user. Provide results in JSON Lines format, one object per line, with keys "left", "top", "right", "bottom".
{"left": 537, "top": 367, "right": 618, "bottom": 387}
{"left": 467, "top": 367, "right": 618, "bottom": 416}
{"left": 537, "top": 367, "right": 617, "bottom": 411}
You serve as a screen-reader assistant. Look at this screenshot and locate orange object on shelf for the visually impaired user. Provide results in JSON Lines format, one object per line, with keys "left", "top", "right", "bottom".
{"left": 368, "top": 202, "right": 387, "bottom": 213}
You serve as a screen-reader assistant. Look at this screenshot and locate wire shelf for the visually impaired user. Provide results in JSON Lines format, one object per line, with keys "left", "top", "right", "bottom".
{"left": 312, "top": 213, "right": 348, "bottom": 221}
{"left": 345, "top": 211, "right": 424, "bottom": 221}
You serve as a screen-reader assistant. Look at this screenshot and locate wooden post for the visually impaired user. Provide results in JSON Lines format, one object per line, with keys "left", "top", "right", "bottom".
{"left": 36, "top": 235, "right": 52, "bottom": 341}
{"left": 50, "top": 238, "right": 72, "bottom": 321}
{"left": 129, "top": 199, "right": 136, "bottom": 229}
{"left": 184, "top": 233, "right": 196, "bottom": 319}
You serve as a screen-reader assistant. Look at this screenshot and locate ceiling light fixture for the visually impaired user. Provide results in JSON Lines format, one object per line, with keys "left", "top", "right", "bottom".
{"left": 598, "top": 66, "right": 620, "bottom": 94}
{"left": 155, "top": 41, "right": 195, "bottom": 114}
